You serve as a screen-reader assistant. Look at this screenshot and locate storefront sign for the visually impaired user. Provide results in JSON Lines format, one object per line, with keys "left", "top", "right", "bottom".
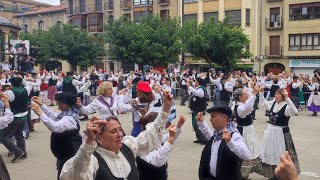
{"left": 289, "top": 59, "right": 320, "bottom": 67}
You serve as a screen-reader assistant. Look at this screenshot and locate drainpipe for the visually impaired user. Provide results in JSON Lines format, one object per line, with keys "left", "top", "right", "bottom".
{"left": 259, "top": 0, "right": 263, "bottom": 74}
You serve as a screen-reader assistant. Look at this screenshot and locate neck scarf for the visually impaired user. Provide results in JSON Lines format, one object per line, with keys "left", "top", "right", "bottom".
{"left": 56, "top": 107, "right": 79, "bottom": 122}
{"left": 212, "top": 121, "right": 238, "bottom": 142}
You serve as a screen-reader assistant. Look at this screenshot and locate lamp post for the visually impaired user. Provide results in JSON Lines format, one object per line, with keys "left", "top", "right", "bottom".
{"left": 181, "top": 0, "right": 185, "bottom": 68}
{"left": 21, "top": 6, "right": 30, "bottom": 33}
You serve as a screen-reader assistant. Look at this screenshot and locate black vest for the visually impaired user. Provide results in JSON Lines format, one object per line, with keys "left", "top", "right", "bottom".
{"left": 93, "top": 144, "right": 139, "bottom": 180}
{"left": 269, "top": 84, "right": 280, "bottom": 98}
{"left": 290, "top": 84, "right": 299, "bottom": 97}
{"left": 62, "top": 78, "right": 77, "bottom": 95}
{"left": 190, "top": 86, "right": 207, "bottom": 112}
{"left": 220, "top": 84, "right": 230, "bottom": 101}
{"left": 48, "top": 78, "right": 57, "bottom": 86}
{"left": 180, "top": 79, "right": 187, "bottom": 89}
{"left": 269, "top": 102, "right": 290, "bottom": 126}
{"left": 136, "top": 156, "right": 168, "bottom": 180}
{"left": 234, "top": 105, "right": 253, "bottom": 136}
{"left": 50, "top": 123, "right": 82, "bottom": 162}
{"left": 199, "top": 133, "right": 242, "bottom": 180}
{"left": 28, "top": 90, "right": 40, "bottom": 101}
{"left": 10, "top": 87, "right": 28, "bottom": 115}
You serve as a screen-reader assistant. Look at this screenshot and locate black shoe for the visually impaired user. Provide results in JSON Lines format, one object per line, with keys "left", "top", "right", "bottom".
{"left": 20, "top": 153, "right": 27, "bottom": 159}
{"left": 180, "top": 104, "right": 185, "bottom": 106}
{"left": 11, "top": 153, "right": 26, "bottom": 163}
{"left": 200, "top": 141, "right": 207, "bottom": 145}
{"left": 49, "top": 104, "right": 54, "bottom": 106}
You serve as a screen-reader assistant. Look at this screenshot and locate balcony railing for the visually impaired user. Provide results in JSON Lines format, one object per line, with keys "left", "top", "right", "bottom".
{"left": 158, "top": 0, "right": 169, "bottom": 5}
{"left": 72, "top": 4, "right": 103, "bottom": 14}
{"left": 121, "top": 0, "right": 132, "bottom": 9}
{"left": 265, "top": 18, "right": 283, "bottom": 30}
{"left": 266, "top": 0, "right": 283, "bottom": 2}
{"left": 88, "top": 24, "right": 103, "bottom": 33}
{"left": 265, "top": 46, "right": 283, "bottom": 58}
{"left": 105, "top": 1, "right": 114, "bottom": 11}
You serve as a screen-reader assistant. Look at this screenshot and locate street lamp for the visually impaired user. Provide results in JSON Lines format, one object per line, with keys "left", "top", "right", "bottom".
{"left": 181, "top": 0, "right": 185, "bottom": 67}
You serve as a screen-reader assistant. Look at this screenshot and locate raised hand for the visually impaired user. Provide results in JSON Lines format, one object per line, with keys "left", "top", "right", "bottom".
{"left": 259, "top": 86, "right": 265, "bottom": 92}
{"left": 162, "top": 90, "right": 173, "bottom": 113}
{"left": 85, "top": 116, "right": 109, "bottom": 145}
{"left": 275, "top": 151, "right": 298, "bottom": 180}
{"left": 196, "top": 112, "right": 204, "bottom": 123}
{"left": 222, "top": 128, "right": 231, "bottom": 143}
{"left": 177, "top": 115, "right": 186, "bottom": 129}
{"left": 167, "top": 124, "right": 177, "bottom": 145}
{"left": 30, "top": 103, "right": 43, "bottom": 116}
{"left": 282, "top": 89, "right": 289, "bottom": 99}
{"left": 31, "top": 96, "right": 43, "bottom": 105}
{"left": 253, "top": 85, "right": 259, "bottom": 96}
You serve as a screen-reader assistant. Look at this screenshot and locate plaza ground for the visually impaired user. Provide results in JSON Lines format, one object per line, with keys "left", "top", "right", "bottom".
{"left": 1, "top": 99, "right": 320, "bottom": 180}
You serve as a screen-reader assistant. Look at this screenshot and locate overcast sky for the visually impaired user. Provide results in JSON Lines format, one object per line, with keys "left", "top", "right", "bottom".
{"left": 34, "top": 0, "right": 60, "bottom": 5}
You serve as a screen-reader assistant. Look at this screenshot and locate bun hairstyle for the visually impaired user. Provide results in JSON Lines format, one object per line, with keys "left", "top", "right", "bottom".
{"left": 232, "top": 88, "right": 243, "bottom": 102}
{"left": 276, "top": 89, "right": 285, "bottom": 100}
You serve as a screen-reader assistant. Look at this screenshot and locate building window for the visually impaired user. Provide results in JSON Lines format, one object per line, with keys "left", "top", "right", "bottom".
{"left": 204, "top": 12, "right": 218, "bottom": 22}
{"left": 95, "top": 0, "right": 103, "bottom": 11}
{"left": 289, "top": 34, "right": 320, "bottom": 50}
{"left": 246, "top": 9, "right": 250, "bottom": 26}
{"left": 134, "top": 11, "right": 149, "bottom": 21}
{"left": 184, "top": 14, "right": 197, "bottom": 24}
{"left": 290, "top": 2, "right": 320, "bottom": 21}
{"left": 56, "top": 21, "right": 62, "bottom": 27}
{"left": 134, "top": 0, "right": 152, "bottom": 6}
{"left": 69, "top": 0, "right": 74, "bottom": 14}
{"left": 38, "top": 21, "right": 44, "bottom": 30}
{"left": 160, "top": 9, "right": 169, "bottom": 21}
{"left": 23, "top": 24, "right": 28, "bottom": 32}
{"left": 80, "top": 0, "right": 86, "bottom": 13}
{"left": 225, "top": 10, "right": 241, "bottom": 24}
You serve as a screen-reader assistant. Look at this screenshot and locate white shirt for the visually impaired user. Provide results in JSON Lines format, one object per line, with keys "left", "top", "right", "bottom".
{"left": 39, "top": 105, "right": 78, "bottom": 133}
{"left": 0, "top": 108, "right": 14, "bottom": 129}
{"left": 198, "top": 121, "right": 250, "bottom": 177}
{"left": 259, "top": 92, "right": 298, "bottom": 116}
{"left": 80, "top": 95, "right": 121, "bottom": 119}
{"left": 188, "top": 86, "right": 204, "bottom": 98}
{"left": 236, "top": 96, "right": 256, "bottom": 118}
{"left": 60, "top": 110, "right": 169, "bottom": 180}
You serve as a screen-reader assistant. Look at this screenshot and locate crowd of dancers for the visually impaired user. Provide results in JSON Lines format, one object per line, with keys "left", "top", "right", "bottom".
{"left": 0, "top": 65, "right": 316, "bottom": 180}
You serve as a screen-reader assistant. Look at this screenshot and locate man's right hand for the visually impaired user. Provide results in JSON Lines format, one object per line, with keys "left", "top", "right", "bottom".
{"left": 275, "top": 151, "right": 298, "bottom": 180}
{"left": 196, "top": 112, "right": 204, "bottom": 123}
{"left": 31, "top": 96, "right": 43, "bottom": 106}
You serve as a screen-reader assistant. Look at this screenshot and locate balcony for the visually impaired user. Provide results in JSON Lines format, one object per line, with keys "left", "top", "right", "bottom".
{"left": 265, "top": 46, "right": 283, "bottom": 58}
{"left": 265, "top": 18, "right": 283, "bottom": 30}
{"left": 105, "top": 1, "right": 114, "bottom": 12}
{"left": 88, "top": 24, "right": 103, "bottom": 33}
{"left": 158, "top": 0, "right": 169, "bottom": 5}
{"left": 266, "top": 0, "right": 283, "bottom": 2}
{"left": 121, "top": 0, "right": 132, "bottom": 10}
{"left": 72, "top": 4, "right": 103, "bottom": 14}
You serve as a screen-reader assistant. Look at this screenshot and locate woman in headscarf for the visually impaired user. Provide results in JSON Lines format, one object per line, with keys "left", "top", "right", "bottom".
{"left": 256, "top": 88, "right": 300, "bottom": 180}
{"left": 30, "top": 92, "right": 82, "bottom": 179}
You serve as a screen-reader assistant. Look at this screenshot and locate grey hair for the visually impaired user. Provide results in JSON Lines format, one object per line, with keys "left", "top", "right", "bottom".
{"left": 232, "top": 88, "right": 244, "bottom": 102}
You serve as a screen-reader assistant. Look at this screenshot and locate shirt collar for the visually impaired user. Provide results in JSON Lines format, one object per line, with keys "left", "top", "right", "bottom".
{"left": 96, "top": 146, "right": 120, "bottom": 158}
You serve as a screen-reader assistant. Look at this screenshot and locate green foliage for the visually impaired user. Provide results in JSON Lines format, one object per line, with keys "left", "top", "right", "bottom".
{"left": 21, "top": 23, "right": 104, "bottom": 68}
{"left": 183, "top": 18, "right": 252, "bottom": 71}
{"left": 104, "top": 14, "right": 182, "bottom": 67}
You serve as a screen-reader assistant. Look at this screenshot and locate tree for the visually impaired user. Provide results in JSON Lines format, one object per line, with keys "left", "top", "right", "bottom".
{"left": 21, "top": 23, "right": 105, "bottom": 69}
{"left": 183, "top": 18, "right": 251, "bottom": 71}
{"left": 104, "top": 15, "right": 182, "bottom": 68}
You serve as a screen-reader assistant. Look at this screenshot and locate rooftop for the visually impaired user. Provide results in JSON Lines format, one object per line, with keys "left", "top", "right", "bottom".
{"left": 0, "top": 16, "right": 21, "bottom": 29}
{"left": 15, "top": 4, "right": 66, "bottom": 17}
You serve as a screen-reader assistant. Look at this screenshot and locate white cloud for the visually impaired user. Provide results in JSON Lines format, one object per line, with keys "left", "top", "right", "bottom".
{"left": 33, "top": 0, "right": 60, "bottom": 5}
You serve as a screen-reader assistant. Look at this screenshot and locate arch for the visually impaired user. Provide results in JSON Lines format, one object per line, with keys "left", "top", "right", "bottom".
{"left": 264, "top": 63, "right": 285, "bottom": 75}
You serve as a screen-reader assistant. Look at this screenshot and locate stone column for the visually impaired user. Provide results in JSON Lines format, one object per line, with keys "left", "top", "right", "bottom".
{"left": 219, "top": 0, "right": 225, "bottom": 21}
{"left": 198, "top": 0, "right": 204, "bottom": 24}
{"left": 4, "top": 31, "right": 9, "bottom": 61}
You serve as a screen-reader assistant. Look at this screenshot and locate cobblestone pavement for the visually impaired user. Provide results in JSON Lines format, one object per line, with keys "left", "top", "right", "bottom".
{"left": 1, "top": 99, "right": 320, "bottom": 180}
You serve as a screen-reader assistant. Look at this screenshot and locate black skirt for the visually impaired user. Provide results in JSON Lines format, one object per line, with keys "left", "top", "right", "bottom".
{"left": 0, "top": 155, "right": 10, "bottom": 180}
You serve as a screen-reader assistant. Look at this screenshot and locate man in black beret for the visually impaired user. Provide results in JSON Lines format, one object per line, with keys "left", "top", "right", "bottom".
{"left": 196, "top": 106, "right": 250, "bottom": 180}
{"left": 0, "top": 74, "right": 41, "bottom": 163}
{"left": 30, "top": 92, "right": 82, "bottom": 179}
{"left": 187, "top": 77, "right": 208, "bottom": 145}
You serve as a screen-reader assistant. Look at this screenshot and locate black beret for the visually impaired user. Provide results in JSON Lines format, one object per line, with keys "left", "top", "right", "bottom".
{"left": 207, "top": 106, "right": 233, "bottom": 118}
{"left": 195, "top": 77, "right": 204, "bottom": 85}
{"left": 55, "top": 92, "right": 77, "bottom": 106}
{"left": 9, "top": 77, "right": 23, "bottom": 87}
